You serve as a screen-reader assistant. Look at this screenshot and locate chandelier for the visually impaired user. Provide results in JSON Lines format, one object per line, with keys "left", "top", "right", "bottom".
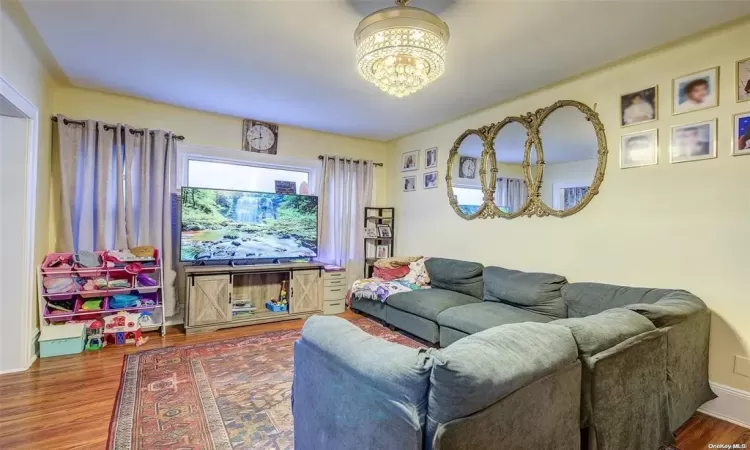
{"left": 354, "top": 0, "right": 450, "bottom": 98}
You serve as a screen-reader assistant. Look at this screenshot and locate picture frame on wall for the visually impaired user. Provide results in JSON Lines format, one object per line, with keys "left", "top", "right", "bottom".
{"left": 423, "top": 171, "right": 438, "bottom": 189}
{"left": 403, "top": 175, "right": 417, "bottom": 192}
{"left": 732, "top": 111, "right": 750, "bottom": 156}
{"left": 375, "top": 245, "right": 390, "bottom": 259}
{"left": 669, "top": 119, "right": 717, "bottom": 164}
{"left": 401, "top": 149, "right": 419, "bottom": 172}
{"left": 425, "top": 147, "right": 438, "bottom": 169}
{"left": 672, "top": 67, "right": 719, "bottom": 115}
{"left": 621, "top": 129, "right": 658, "bottom": 169}
{"left": 376, "top": 224, "right": 392, "bottom": 238}
{"left": 737, "top": 57, "right": 750, "bottom": 103}
{"left": 620, "top": 86, "right": 657, "bottom": 127}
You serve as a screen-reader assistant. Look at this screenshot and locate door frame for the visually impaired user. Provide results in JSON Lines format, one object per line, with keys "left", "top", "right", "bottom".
{"left": 0, "top": 76, "right": 39, "bottom": 373}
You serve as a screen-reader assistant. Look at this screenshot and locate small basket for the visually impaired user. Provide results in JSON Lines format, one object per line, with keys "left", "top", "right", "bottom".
{"left": 74, "top": 251, "right": 106, "bottom": 277}
{"left": 41, "top": 253, "right": 74, "bottom": 274}
{"left": 265, "top": 301, "right": 288, "bottom": 313}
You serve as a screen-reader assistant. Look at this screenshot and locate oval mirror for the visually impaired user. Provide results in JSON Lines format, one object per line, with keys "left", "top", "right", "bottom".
{"left": 447, "top": 131, "right": 487, "bottom": 219}
{"left": 537, "top": 103, "right": 605, "bottom": 216}
{"left": 485, "top": 119, "right": 533, "bottom": 217}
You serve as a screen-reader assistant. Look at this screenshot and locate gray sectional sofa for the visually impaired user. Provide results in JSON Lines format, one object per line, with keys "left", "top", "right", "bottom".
{"left": 341, "top": 257, "right": 715, "bottom": 449}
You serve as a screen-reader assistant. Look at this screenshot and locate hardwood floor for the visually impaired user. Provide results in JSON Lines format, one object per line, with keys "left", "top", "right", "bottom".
{"left": 0, "top": 310, "right": 747, "bottom": 449}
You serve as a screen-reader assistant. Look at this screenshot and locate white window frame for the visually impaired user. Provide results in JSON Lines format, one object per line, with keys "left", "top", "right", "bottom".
{"left": 176, "top": 143, "right": 320, "bottom": 194}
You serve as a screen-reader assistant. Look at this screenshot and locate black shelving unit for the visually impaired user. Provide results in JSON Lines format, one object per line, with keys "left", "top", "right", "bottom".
{"left": 364, "top": 207, "right": 395, "bottom": 278}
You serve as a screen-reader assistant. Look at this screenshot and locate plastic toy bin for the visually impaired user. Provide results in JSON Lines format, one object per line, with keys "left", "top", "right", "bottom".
{"left": 266, "top": 301, "right": 288, "bottom": 312}
{"left": 41, "top": 253, "right": 74, "bottom": 274}
{"left": 39, "top": 323, "right": 85, "bottom": 358}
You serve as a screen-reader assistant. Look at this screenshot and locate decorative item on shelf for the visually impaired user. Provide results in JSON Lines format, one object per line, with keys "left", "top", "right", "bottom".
{"left": 354, "top": 0, "right": 449, "bottom": 98}
{"left": 364, "top": 227, "right": 378, "bottom": 239}
{"left": 669, "top": 119, "right": 717, "bottom": 163}
{"left": 243, "top": 119, "right": 279, "bottom": 154}
{"left": 403, "top": 175, "right": 416, "bottom": 192}
{"left": 376, "top": 224, "right": 392, "bottom": 238}
{"left": 375, "top": 245, "right": 390, "bottom": 259}
{"left": 103, "top": 311, "right": 144, "bottom": 346}
{"left": 275, "top": 180, "right": 296, "bottom": 194}
{"left": 401, "top": 149, "right": 419, "bottom": 172}
{"left": 733, "top": 111, "right": 750, "bottom": 156}
{"left": 424, "top": 147, "right": 438, "bottom": 169}
{"left": 620, "top": 86, "right": 657, "bottom": 127}
{"left": 737, "top": 57, "right": 750, "bottom": 103}
{"left": 621, "top": 129, "right": 658, "bottom": 169}
{"left": 423, "top": 171, "right": 438, "bottom": 189}
{"left": 673, "top": 67, "right": 719, "bottom": 115}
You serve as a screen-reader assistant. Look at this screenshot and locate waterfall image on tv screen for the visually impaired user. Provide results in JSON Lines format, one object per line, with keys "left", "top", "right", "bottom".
{"left": 180, "top": 187, "right": 318, "bottom": 261}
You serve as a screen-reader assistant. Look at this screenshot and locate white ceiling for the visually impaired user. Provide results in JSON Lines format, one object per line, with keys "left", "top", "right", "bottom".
{"left": 20, "top": 0, "right": 750, "bottom": 141}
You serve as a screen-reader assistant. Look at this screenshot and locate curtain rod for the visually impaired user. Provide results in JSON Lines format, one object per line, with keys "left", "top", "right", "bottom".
{"left": 51, "top": 116, "right": 185, "bottom": 141}
{"left": 318, "top": 155, "right": 383, "bottom": 167}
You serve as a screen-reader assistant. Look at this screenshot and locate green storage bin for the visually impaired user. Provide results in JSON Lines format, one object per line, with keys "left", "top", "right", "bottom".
{"left": 39, "top": 323, "right": 86, "bottom": 358}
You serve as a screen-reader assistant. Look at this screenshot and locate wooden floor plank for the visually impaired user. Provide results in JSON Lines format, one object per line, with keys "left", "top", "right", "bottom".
{"left": 0, "top": 310, "right": 747, "bottom": 449}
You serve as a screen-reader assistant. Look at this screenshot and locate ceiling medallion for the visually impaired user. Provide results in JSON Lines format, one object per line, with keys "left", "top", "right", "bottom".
{"left": 354, "top": 0, "right": 450, "bottom": 98}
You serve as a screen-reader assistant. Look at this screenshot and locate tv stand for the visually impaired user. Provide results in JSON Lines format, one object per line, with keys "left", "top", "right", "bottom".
{"left": 183, "top": 261, "right": 324, "bottom": 335}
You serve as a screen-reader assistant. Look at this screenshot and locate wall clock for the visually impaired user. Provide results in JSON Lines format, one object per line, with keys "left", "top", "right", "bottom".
{"left": 458, "top": 156, "right": 477, "bottom": 179}
{"left": 242, "top": 119, "right": 279, "bottom": 154}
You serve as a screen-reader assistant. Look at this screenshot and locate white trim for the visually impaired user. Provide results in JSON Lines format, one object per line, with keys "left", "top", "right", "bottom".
{"left": 698, "top": 382, "right": 750, "bottom": 428}
{"left": 176, "top": 143, "right": 320, "bottom": 193}
{"left": 0, "top": 76, "right": 39, "bottom": 373}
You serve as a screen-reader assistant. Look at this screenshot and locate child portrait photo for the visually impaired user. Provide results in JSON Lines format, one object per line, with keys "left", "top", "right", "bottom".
{"left": 670, "top": 120, "right": 716, "bottom": 163}
{"left": 423, "top": 171, "right": 438, "bottom": 189}
{"left": 621, "top": 86, "right": 657, "bottom": 127}
{"left": 737, "top": 58, "right": 750, "bottom": 103}
{"left": 403, "top": 175, "right": 416, "bottom": 192}
{"left": 401, "top": 149, "right": 419, "bottom": 172}
{"left": 673, "top": 67, "right": 719, "bottom": 114}
{"left": 621, "top": 129, "right": 658, "bottom": 168}
{"left": 733, "top": 112, "right": 750, "bottom": 156}
{"left": 425, "top": 147, "right": 438, "bottom": 169}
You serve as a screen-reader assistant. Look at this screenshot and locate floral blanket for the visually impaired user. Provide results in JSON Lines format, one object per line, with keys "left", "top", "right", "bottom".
{"left": 350, "top": 257, "right": 431, "bottom": 303}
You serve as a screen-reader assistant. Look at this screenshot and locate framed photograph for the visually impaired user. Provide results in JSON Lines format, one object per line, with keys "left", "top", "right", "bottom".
{"left": 424, "top": 147, "right": 438, "bottom": 169}
{"left": 621, "top": 86, "right": 657, "bottom": 127}
{"left": 732, "top": 112, "right": 750, "bottom": 156}
{"left": 423, "top": 171, "right": 438, "bottom": 189}
{"left": 737, "top": 58, "right": 750, "bottom": 103}
{"left": 403, "top": 175, "right": 416, "bottom": 192}
{"left": 673, "top": 67, "right": 719, "bottom": 115}
{"left": 375, "top": 245, "right": 390, "bottom": 259}
{"left": 364, "top": 227, "right": 378, "bottom": 238}
{"left": 621, "top": 129, "right": 658, "bottom": 168}
{"left": 670, "top": 119, "right": 717, "bottom": 164}
{"left": 401, "top": 149, "right": 419, "bottom": 172}
{"left": 458, "top": 156, "right": 477, "bottom": 179}
{"left": 376, "top": 224, "right": 392, "bottom": 238}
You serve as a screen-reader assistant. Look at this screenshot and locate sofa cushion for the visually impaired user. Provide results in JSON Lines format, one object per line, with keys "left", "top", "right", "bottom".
{"left": 551, "top": 308, "right": 656, "bottom": 358}
{"left": 562, "top": 282, "right": 675, "bottom": 318}
{"left": 625, "top": 290, "right": 707, "bottom": 328}
{"left": 483, "top": 266, "right": 568, "bottom": 319}
{"left": 428, "top": 322, "right": 578, "bottom": 425}
{"left": 385, "top": 288, "right": 481, "bottom": 322}
{"left": 436, "top": 302, "right": 551, "bottom": 335}
{"left": 425, "top": 258, "right": 484, "bottom": 299}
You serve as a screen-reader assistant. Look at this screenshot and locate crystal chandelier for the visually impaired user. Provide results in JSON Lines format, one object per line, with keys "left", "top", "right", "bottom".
{"left": 354, "top": 0, "right": 450, "bottom": 98}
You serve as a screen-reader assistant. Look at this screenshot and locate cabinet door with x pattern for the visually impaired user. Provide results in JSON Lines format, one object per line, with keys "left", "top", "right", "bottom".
{"left": 290, "top": 270, "right": 322, "bottom": 314}
{"left": 188, "top": 275, "right": 231, "bottom": 326}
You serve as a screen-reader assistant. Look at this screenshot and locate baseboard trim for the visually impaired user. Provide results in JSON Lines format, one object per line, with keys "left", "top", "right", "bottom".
{"left": 698, "top": 382, "right": 750, "bottom": 428}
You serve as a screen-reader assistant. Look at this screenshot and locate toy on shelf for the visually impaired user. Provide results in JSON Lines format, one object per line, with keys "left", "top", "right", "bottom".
{"left": 85, "top": 319, "right": 105, "bottom": 351}
{"left": 265, "top": 281, "right": 289, "bottom": 312}
{"left": 103, "top": 311, "right": 144, "bottom": 346}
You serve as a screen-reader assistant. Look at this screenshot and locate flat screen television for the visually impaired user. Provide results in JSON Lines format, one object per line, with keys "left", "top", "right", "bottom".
{"left": 180, "top": 187, "right": 318, "bottom": 262}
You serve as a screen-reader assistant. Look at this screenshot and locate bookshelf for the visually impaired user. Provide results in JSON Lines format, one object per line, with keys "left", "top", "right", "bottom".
{"left": 364, "top": 207, "right": 395, "bottom": 277}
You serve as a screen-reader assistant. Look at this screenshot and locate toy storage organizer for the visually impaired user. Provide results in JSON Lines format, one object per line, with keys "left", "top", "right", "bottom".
{"left": 38, "top": 250, "right": 166, "bottom": 335}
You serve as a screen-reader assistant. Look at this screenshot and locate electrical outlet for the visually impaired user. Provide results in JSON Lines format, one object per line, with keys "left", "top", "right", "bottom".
{"left": 734, "top": 355, "right": 750, "bottom": 378}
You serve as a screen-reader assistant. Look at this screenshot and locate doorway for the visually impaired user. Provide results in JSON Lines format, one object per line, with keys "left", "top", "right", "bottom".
{"left": 0, "top": 77, "right": 39, "bottom": 373}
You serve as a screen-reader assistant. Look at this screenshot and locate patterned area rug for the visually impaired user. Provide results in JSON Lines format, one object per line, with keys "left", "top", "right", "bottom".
{"left": 108, "top": 318, "right": 421, "bottom": 449}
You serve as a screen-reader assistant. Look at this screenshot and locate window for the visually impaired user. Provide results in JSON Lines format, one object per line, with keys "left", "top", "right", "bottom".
{"left": 177, "top": 144, "right": 317, "bottom": 195}
{"left": 453, "top": 187, "right": 483, "bottom": 215}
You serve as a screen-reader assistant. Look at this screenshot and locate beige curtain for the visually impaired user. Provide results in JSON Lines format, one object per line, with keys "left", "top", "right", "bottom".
{"left": 316, "top": 156, "right": 374, "bottom": 283}
{"left": 53, "top": 115, "right": 179, "bottom": 316}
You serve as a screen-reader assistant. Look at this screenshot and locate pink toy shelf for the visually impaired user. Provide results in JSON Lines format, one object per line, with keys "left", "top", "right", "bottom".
{"left": 38, "top": 249, "right": 166, "bottom": 336}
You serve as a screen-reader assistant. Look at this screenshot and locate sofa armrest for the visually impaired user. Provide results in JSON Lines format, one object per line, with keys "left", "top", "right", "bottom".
{"left": 625, "top": 290, "right": 707, "bottom": 328}
{"left": 292, "top": 316, "right": 432, "bottom": 450}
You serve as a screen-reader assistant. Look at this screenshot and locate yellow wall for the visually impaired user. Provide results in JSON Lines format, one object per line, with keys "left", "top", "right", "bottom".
{"left": 389, "top": 19, "right": 750, "bottom": 392}
{"left": 1, "top": 5, "right": 56, "bottom": 328}
{"left": 51, "top": 87, "right": 390, "bottom": 249}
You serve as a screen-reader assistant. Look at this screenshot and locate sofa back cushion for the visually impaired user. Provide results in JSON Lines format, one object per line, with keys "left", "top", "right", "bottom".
{"left": 551, "top": 308, "right": 656, "bottom": 358}
{"left": 425, "top": 258, "right": 484, "bottom": 299}
{"left": 562, "top": 282, "right": 675, "bottom": 318}
{"left": 428, "top": 322, "right": 578, "bottom": 426}
{"left": 483, "top": 266, "right": 568, "bottom": 319}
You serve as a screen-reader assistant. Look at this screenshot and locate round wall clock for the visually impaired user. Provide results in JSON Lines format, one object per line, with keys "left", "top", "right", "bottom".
{"left": 243, "top": 119, "right": 279, "bottom": 154}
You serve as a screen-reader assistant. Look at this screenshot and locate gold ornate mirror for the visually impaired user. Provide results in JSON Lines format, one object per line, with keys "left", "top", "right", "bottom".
{"left": 446, "top": 130, "right": 490, "bottom": 220}
{"left": 531, "top": 101, "right": 607, "bottom": 217}
{"left": 483, "top": 118, "right": 538, "bottom": 218}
